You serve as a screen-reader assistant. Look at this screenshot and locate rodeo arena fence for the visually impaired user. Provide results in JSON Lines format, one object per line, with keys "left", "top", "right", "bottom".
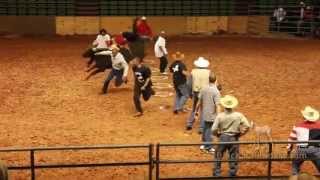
{"left": 0, "top": 0, "right": 319, "bottom": 37}
{"left": 0, "top": 141, "right": 319, "bottom": 179}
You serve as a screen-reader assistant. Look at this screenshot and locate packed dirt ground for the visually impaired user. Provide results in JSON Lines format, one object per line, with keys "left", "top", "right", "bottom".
{"left": 0, "top": 35, "right": 319, "bottom": 179}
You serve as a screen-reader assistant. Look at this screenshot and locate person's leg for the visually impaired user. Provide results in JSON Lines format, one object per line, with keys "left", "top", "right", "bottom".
{"left": 102, "top": 69, "right": 115, "bottom": 94}
{"left": 202, "top": 122, "right": 213, "bottom": 149}
{"left": 309, "top": 147, "right": 320, "bottom": 173}
{"left": 186, "top": 92, "right": 199, "bottom": 129}
{"left": 114, "top": 69, "right": 124, "bottom": 87}
{"left": 142, "top": 85, "right": 153, "bottom": 101}
{"left": 228, "top": 136, "right": 240, "bottom": 176}
{"left": 198, "top": 112, "right": 205, "bottom": 134}
{"left": 213, "top": 134, "right": 228, "bottom": 176}
{"left": 173, "top": 89, "right": 181, "bottom": 113}
{"left": 133, "top": 85, "right": 143, "bottom": 114}
{"left": 292, "top": 148, "right": 306, "bottom": 175}
{"left": 85, "top": 67, "right": 104, "bottom": 80}
{"left": 159, "top": 56, "right": 167, "bottom": 73}
{"left": 178, "top": 84, "right": 189, "bottom": 111}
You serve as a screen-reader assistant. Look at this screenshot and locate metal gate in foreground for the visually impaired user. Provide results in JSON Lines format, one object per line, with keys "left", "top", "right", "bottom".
{"left": 0, "top": 141, "right": 319, "bottom": 180}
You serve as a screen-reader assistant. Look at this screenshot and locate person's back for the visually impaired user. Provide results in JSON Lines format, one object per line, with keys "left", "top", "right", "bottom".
{"left": 191, "top": 68, "right": 211, "bottom": 92}
{"left": 215, "top": 111, "right": 247, "bottom": 136}
{"left": 200, "top": 85, "right": 220, "bottom": 119}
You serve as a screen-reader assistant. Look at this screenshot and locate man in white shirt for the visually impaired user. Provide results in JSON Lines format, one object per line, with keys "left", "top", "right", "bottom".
{"left": 154, "top": 31, "right": 168, "bottom": 74}
{"left": 93, "top": 29, "right": 111, "bottom": 50}
{"left": 101, "top": 45, "right": 129, "bottom": 94}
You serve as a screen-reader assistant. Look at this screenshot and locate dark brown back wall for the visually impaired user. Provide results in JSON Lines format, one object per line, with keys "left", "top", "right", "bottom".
{"left": 0, "top": 16, "right": 55, "bottom": 35}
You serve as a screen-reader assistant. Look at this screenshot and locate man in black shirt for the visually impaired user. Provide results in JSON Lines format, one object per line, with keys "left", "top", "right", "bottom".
{"left": 132, "top": 59, "right": 155, "bottom": 117}
{"left": 169, "top": 52, "right": 189, "bottom": 114}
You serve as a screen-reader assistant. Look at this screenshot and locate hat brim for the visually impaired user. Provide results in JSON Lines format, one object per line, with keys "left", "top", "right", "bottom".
{"left": 220, "top": 97, "right": 239, "bottom": 109}
{"left": 194, "top": 60, "right": 209, "bottom": 68}
{"left": 301, "top": 110, "right": 320, "bottom": 122}
{"left": 221, "top": 101, "right": 238, "bottom": 109}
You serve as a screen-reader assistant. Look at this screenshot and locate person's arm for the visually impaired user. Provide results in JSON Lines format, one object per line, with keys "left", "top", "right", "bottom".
{"left": 141, "top": 78, "right": 150, "bottom": 90}
{"left": 211, "top": 115, "right": 220, "bottom": 136}
{"left": 121, "top": 59, "right": 129, "bottom": 78}
{"left": 141, "top": 67, "right": 151, "bottom": 90}
{"left": 92, "top": 35, "right": 99, "bottom": 46}
{"left": 159, "top": 39, "right": 168, "bottom": 56}
{"left": 239, "top": 114, "right": 251, "bottom": 136}
{"left": 287, "top": 126, "right": 297, "bottom": 153}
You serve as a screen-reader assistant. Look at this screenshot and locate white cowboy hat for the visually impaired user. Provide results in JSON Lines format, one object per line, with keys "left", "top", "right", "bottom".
{"left": 301, "top": 106, "right": 319, "bottom": 122}
{"left": 194, "top": 57, "right": 209, "bottom": 68}
{"left": 141, "top": 16, "right": 147, "bottom": 20}
{"left": 172, "top": 51, "right": 185, "bottom": 60}
{"left": 220, "top": 95, "right": 238, "bottom": 109}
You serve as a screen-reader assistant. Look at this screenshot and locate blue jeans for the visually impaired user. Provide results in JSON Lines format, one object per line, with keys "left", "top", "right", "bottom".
{"left": 186, "top": 91, "right": 199, "bottom": 129}
{"left": 174, "top": 84, "right": 189, "bottom": 111}
{"left": 213, "top": 134, "right": 239, "bottom": 177}
{"left": 102, "top": 69, "right": 124, "bottom": 93}
{"left": 292, "top": 146, "right": 320, "bottom": 175}
{"left": 202, "top": 121, "right": 214, "bottom": 149}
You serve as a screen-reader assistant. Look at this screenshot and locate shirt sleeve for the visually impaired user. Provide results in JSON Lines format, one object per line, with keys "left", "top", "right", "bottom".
{"left": 92, "top": 35, "right": 99, "bottom": 46}
{"left": 211, "top": 115, "right": 220, "bottom": 135}
{"left": 213, "top": 88, "right": 221, "bottom": 105}
{"left": 121, "top": 59, "right": 129, "bottom": 77}
{"left": 239, "top": 113, "right": 250, "bottom": 133}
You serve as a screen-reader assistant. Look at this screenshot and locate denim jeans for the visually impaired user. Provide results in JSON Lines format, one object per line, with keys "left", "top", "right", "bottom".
{"left": 174, "top": 84, "right": 189, "bottom": 111}
{"left": 292, "top": 146, "right": 320, "bottom": 175}
{"left": 102, "top": 69, "right": 124, "bottom": 93}
{"left": 186, "top": 91, "right": 199, "bottom": 129}
{"left": 213, "top": 134, "right": 239, "bottom": 177}
{"left": 202, "top": 121, "right": 214, "bottom": 149}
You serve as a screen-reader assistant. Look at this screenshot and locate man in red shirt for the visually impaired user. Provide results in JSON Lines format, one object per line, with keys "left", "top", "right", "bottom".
{"left": 287, "top": 106, "right": 320, "bottom": 175}
{"left": 136, "top": 16, "right": 153, "bottom": 39}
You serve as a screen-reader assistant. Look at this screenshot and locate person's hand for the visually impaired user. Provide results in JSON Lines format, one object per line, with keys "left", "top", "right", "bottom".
{"left": 141, "top": 86, "right": 146, "bottom": 91}
{"left": 122, "top": 76, "right": 128, "bottom": 83}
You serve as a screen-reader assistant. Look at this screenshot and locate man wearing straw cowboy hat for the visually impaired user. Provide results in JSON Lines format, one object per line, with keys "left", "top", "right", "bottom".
{"left": 101, "top": 45, "right": 129, "bottom": 94}
{"left": 169, "top": 51, "right": 189, "bottom": 114}
{"left": 186, "top": 57, "right": 211, "bottom": 132}
{"left": 211, "top": 95, "right": 250, "bottom": 177}
{"left": 287, "top": 106, "right": 320, "bottom": 175}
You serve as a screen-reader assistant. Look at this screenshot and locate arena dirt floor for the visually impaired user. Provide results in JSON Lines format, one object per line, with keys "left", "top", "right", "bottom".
{"left": 0, "top": 35, "right": 319, "bottom": 180}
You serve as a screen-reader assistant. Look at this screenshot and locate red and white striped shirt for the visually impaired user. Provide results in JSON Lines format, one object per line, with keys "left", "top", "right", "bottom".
{"left": 287, "top": 120, "right": 320, "bottom": 149}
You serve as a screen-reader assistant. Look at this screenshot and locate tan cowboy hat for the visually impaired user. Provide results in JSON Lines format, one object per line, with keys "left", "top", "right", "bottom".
{"left": 301, "top": 106, "right": 319, "bottom": 122}
{"left": 172, "top": 51, "right": 185, "bottom": 60}
{"left": 194, "top": 57, "right": 209, "bottom": 68}
{"left": 141, "top": 16, "right": 147, "bottom": 20}
{"left": 220, "top": 95, "right": 238, "bottom": 109}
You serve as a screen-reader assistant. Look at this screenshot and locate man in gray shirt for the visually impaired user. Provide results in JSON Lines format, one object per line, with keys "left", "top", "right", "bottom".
{"left": 211, "top": 95, "right": 250, "bottom": 177}
{"left": 198, "top": 75, "right": 221, "bottom": 153}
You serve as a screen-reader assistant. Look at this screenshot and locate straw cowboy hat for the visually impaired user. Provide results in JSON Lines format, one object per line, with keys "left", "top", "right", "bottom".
{"left": 194, "top": 57, "right": 209, "bottom": 68}
{"left": 220, "top": 95, "right": 238, "bottom": 109}
{"left": 172, "top": 51, "right": 185, "bottom": 60}
{"left": 301, "top": 106, "right": 319, "bottom": 122}
{"left": 141, "top": 16, "right": 147, "bottom": 20}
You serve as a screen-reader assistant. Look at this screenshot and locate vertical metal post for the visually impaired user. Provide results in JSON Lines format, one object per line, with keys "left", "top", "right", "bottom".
{"left": 155, "top": 143, "right": 160, "bottom": 180}
{"left": 148, "top": 144, "right": 153, "bottom": 180}
{"left": 30, "top": 150, "right": 35, "bottom": 180}
{"left": 267, "top": 142, "right": 273, "bottom": 180}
